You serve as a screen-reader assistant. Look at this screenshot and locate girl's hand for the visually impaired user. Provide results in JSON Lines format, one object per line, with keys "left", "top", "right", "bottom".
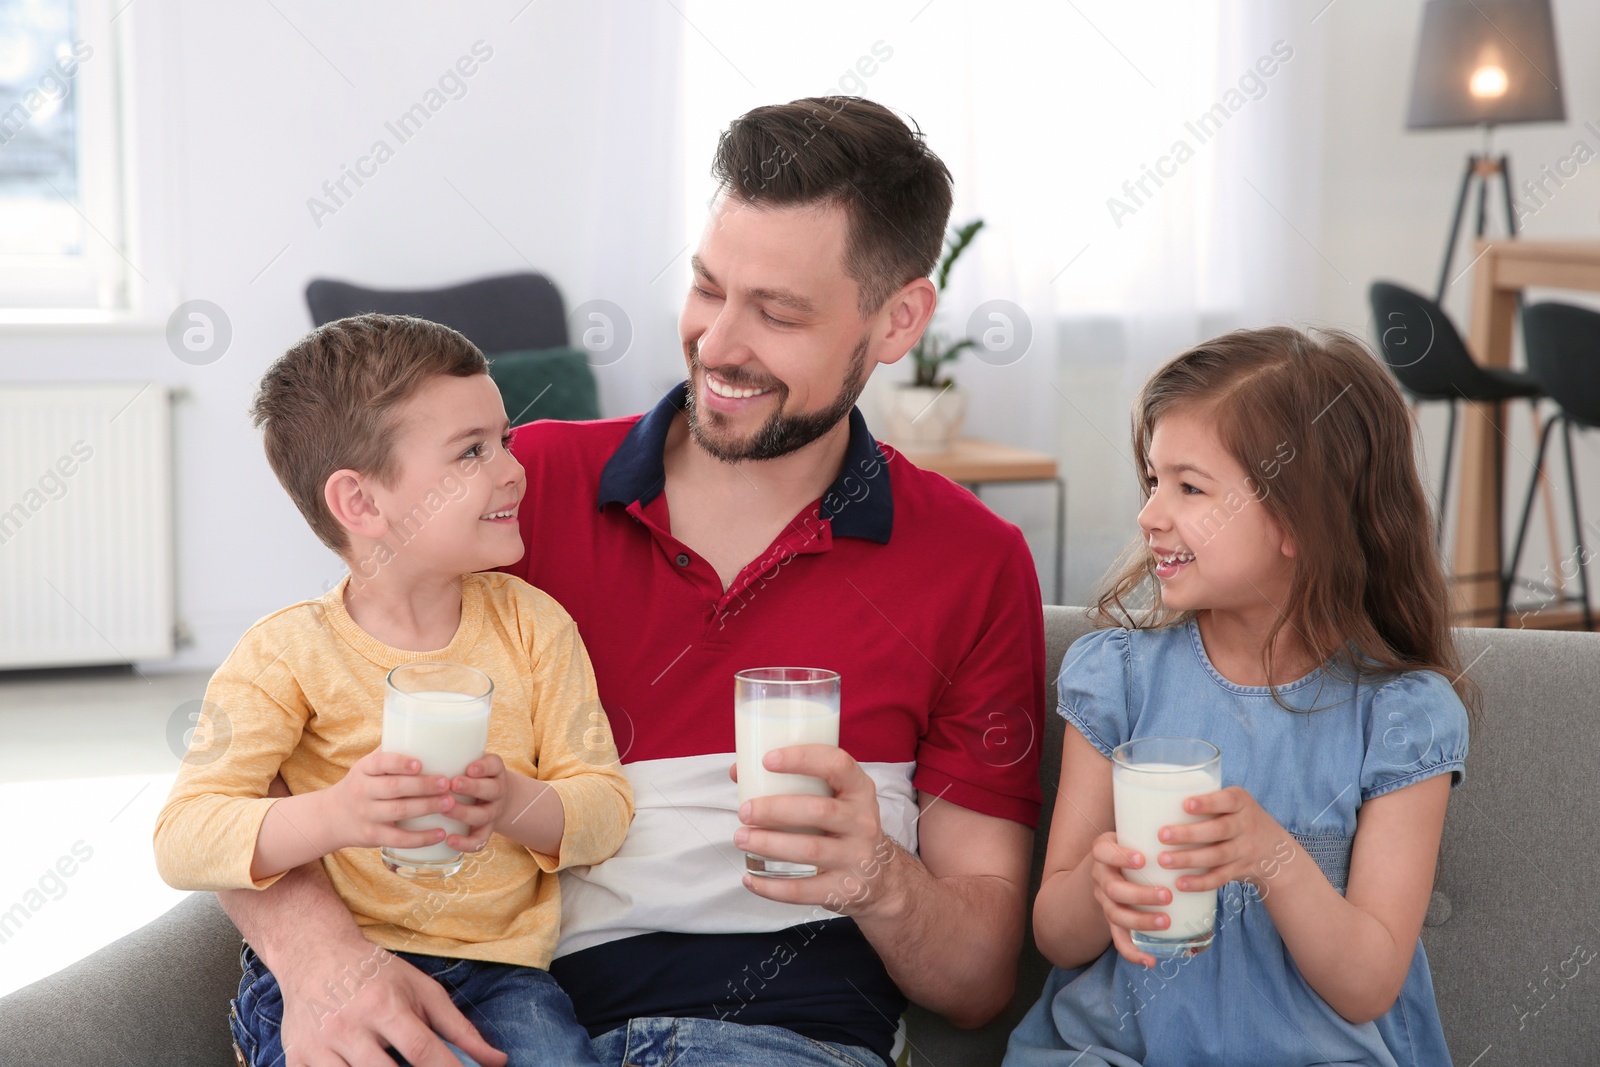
{"left": 444, "top": 754, "right": 510, "bottom": 855}
{"left": 1089, "top": 830, "right": 1172, "bottom": 968}
{"left": 1158, "top": 785, "right": 1295, "bottom": 894}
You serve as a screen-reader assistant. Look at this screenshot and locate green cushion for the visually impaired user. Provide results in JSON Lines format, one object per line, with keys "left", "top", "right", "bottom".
{"left": 487, "top": 347, "right": 601, "bottom": 424}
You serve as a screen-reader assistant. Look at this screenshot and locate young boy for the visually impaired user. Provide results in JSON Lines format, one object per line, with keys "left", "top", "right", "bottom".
{"left": 154, "top": 313, "right": 633, "bottom": 1067}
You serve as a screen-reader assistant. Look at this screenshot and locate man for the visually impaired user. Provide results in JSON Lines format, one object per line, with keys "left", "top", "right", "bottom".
{"left": 222, "top": 96, "right": 1045, "bottom": 1067}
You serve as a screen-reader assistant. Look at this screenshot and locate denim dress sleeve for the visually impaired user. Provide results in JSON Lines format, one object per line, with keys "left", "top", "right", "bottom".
{"left": 1056, "top": 628, "right": 1134, "bottom": 760}
{"left": 1361, "top": 670, "right": 1470, "bottom": 1067}
{"left": 1359, "top": 669, "right": 1470, "bottom": 802}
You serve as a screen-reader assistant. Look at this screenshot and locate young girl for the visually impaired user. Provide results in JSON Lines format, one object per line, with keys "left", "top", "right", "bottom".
{"left": 1006, "top": 327, "right": 1472, "bottom": 1066}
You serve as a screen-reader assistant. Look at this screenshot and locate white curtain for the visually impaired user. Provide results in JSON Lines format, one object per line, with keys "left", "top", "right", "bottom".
{"left": 675, "top": 0, "right": 1330, "bottom": 603}
{"left": 569, "top": 2, "right": 689, "bottom": 422}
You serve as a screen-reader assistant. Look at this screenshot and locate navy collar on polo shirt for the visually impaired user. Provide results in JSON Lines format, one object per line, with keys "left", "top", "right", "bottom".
{"left": 596, "top": 381, "right": 894, "bottom": 544}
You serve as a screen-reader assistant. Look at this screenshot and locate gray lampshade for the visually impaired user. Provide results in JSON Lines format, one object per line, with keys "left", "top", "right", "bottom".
{"left": 1406, "top": 0, "right": 1565, "bottom": 129}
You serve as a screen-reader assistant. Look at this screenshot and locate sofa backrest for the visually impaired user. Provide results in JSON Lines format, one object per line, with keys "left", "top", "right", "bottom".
{"left": 901, "top": 606, "right": 1090, "bottom": 1065}
{"left": 904, "top": 607, "right": 1600, "bottom": 1066}
{"left": 5, "top": 608, "right": 1597, "bottom": 1067}
{"left": 1421, "top": 624, "right": 1600, "bottom": 1063}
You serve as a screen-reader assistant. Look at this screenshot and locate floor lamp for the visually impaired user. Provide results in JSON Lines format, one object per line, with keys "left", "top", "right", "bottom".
{"left": 1406, "top": 0, "right": 1565, "bottom": 301}
{"left": 1405, "top": 0, "right": 1567, "bottom": 613}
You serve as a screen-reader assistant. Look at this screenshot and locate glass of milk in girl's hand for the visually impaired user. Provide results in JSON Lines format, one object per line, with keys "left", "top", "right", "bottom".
{"left": 1112, "top": 736, "right": 1223, "bottom": 958}
{"left": 380, "top": 662, "right": 493, "bottom": 880}
{"left": 734, "top": 668, "right": 841, "bottom": 878}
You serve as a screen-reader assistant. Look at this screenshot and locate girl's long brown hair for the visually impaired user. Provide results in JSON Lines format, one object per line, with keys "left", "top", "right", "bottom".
{"left": 1094, "top": 326, "right": 1479, "bottom": 712}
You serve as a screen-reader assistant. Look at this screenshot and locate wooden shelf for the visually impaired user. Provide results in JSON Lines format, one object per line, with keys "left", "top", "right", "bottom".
{"left": 893, "top": 437, "right": 1066, "bottom": 604}
{"left": 898, "top": 438, "right": 1058, "bottom": 483}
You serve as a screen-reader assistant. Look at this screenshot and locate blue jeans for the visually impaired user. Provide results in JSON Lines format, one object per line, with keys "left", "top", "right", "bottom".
{"left": 229, "top": 944, "right": 600, "bottom": 1067}
{"left": 591, "top": 1016, "right": 886, "bottom": 1067}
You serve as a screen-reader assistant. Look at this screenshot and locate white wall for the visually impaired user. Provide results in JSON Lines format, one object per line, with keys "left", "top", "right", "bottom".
{"left": 6, "top": 0, "right": 1598, "bottom": 674}
{"left": 0, "top": 1, "right": 687, "bottom": 670}
{"left": 1312, "top": 0, "right": 1600, "bottom": 596}
{"left": 1314, "top": 0, "right": 1600, "bottom": 329}
{"left": 1025, "top": 0, "right": 1600, "bottom": 611}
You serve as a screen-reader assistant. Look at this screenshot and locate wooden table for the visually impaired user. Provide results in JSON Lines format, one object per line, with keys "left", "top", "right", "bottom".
{"left": 903, "top": 438, "right": 1066, "bottom": 604}
{"left": 1457, "top": 239, "right": 1600, "bottom": 626}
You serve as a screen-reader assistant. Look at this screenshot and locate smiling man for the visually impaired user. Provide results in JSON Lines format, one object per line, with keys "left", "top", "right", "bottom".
{"left": 219, "top": 97, "right": 1046, "bottom": 1067}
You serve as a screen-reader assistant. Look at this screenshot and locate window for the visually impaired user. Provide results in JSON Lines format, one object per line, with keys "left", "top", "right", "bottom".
{"left": 0, "top": 0, "right": 127, "bottom": 312}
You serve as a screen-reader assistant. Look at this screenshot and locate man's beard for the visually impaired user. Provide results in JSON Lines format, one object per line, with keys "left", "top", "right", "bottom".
{"left": 684, "top": 336, "right": 870, "bottom": 463}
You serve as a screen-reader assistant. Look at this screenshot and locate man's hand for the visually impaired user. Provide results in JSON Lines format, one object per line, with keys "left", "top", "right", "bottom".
{"left": 731, "top": 749, "right": 1032, "bottom": 1026}
{"left": 322, "top": 750, "right": 455, "bottom": 852}
{"left": 731, "top": 744, "right": 904, "bottom": 918}
{"left": 444, "top": 754, "right": 511, "bottom": 855}
{"left": 277, "top": 937, "right": 507, "bottom": 1067}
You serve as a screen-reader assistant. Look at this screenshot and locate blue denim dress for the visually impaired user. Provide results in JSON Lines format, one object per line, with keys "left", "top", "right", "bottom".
{"left": 1005, "top": 622, "right": 1468, "bottom": 1067}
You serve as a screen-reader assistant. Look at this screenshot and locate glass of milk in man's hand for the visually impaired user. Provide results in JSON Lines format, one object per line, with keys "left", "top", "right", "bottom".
{"left": 734, "top": 667, "right": 841, "bottom": 879}
{"left": 380, "top": 662, "right": 493, "bottom": 880}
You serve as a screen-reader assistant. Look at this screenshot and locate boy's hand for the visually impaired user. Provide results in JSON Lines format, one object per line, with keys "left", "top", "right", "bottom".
{"left": 1157, "top": 785, "right": 1295, "bottom": 894}
{"left": 445, "top": 754, "right": 510, "bottom": 854}
{"left": 1088, "top": 830, "right": 1172, "bottom": 968}
{"left": 323, "top": 750, "right": 455, "bottom": 852}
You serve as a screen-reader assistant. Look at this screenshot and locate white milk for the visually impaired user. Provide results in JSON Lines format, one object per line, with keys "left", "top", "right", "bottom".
{"left": 734, "top": 697, "right": 840, "bottom": 804}
{"left": 1112, "top": 761, "right": 1221, "bottom": 941}
{"left": 381, "top": 689, "right": 491, "bottom": 864}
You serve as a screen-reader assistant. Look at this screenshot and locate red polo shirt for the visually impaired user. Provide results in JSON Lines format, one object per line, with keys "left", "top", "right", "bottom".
{"left": 501, "top": 383, "right": 1044, "bottom": 1059}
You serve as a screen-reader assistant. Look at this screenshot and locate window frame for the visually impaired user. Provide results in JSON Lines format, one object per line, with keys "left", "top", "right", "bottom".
{"left": 0, "top": 0, "right": 132, "bottom": 316}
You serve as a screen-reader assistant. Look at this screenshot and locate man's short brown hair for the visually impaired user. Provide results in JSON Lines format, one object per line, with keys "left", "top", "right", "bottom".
{"left": 250, "top": 313, "right": 487, "bottom": 554}
{"left": 711, "top": 96, "right": 954, "bottom": 315}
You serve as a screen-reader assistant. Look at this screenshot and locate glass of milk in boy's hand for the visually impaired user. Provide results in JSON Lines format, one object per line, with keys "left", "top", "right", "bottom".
{"left": 734, "top": 668, "right": 841, "bottom": 878}
{"left": 1112, "top": 736, "right": 1223, "bottom": 958}
{"left": 380, "top": 662, "right": 493, "bottom": 880}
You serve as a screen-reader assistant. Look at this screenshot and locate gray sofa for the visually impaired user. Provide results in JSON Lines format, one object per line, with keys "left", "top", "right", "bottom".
{"left": 3, "top": 608, "right": 1598, "bottom": 1065}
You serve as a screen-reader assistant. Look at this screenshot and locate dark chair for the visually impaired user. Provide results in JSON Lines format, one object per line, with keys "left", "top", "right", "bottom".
{"left": 1369, "top": 281, "right": 1543, "bottom": 549}
{"left": 304, "top": 272, "right": 602, "bottom": 424}
{"left": 1504, "top": 302, "right": 1600, "bottom": 631}
{"left": 305, "top": 273, "right": 569, "bottom": 354}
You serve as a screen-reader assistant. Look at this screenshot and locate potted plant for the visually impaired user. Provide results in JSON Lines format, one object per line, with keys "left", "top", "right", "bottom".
{"left": 884, "top": 218, "right": 985, "bottom": 451}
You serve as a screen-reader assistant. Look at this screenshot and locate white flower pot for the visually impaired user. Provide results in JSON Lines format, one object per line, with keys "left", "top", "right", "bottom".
{"left": 882, "top": 384, "right": 967, "bottom": 452}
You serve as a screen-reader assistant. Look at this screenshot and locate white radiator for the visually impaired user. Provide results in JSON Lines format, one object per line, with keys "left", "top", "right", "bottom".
{"left": 0, "top": 383, "right": 176, "bottom": 669}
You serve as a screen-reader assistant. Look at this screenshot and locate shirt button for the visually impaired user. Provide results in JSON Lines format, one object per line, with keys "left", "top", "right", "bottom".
{"left": 675, "top": 553, "right": 690, "bottom": 567}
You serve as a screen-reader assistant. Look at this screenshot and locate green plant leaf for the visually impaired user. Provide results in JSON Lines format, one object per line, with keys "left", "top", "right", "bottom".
{"left": 913, "top": 218, "right": 985, "bottom": 388}
{"left": 935, "top": 219, "right": 985, "bottom": 292}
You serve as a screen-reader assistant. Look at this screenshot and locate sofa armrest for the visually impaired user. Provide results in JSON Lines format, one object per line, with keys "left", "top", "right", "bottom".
{"left": 0, "top": 893, "right": 240, "bottom": 1067}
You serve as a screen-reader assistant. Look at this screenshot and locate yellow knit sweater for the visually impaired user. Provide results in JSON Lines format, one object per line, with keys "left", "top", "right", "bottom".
{"left": 154, "top": 571, "right": 633, "bottom": 968}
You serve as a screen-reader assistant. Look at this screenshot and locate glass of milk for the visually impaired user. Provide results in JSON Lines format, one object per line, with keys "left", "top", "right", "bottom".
{"left": 734, "top": 667, "right": 841, "bottom": 878}
{"left": 1111, "top": 736, "right": 1223, "bottom": 958}
{"left": 380, "top": 662, "right": 493, "bottom": 880}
